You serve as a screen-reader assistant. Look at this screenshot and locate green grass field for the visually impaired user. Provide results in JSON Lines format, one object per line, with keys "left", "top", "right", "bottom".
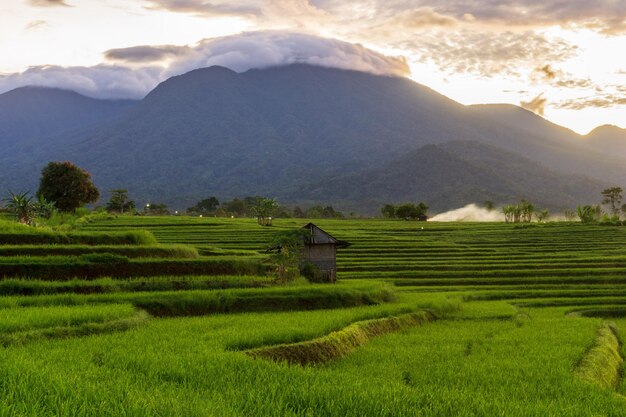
{"left": 0, "top": 216, "right": 625, "bottom": 416}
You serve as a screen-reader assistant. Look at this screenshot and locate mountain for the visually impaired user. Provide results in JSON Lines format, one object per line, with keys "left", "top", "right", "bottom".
{"left": 465, "top": 104, "right": 626, "bottom": 185}
{"left": 583, "top": 124, "right": 626, "bottom": 158}
{"left": 0, "top": 87, "right": 136, "bottom": 149}
{"left": 0, "top": 87, "right": 137, "bottom": 191}
{"left": 296, "top": 141, "right": 605, "bottom": 212}
{"left": 0, "top": 64, "right": 622, "bottom": 212}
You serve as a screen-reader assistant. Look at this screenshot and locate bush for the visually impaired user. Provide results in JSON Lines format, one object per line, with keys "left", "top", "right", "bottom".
{"left": 0, "top": 258, "right": 266, "bottom": 279}
{"left": 0, "top": 229, "right": 157, "bottom": 245}
{"left": 300, "top": 262, "right": 326, "bottom": 283}
{"left": 79, "top": 253, "right": 130, "bottom": 264}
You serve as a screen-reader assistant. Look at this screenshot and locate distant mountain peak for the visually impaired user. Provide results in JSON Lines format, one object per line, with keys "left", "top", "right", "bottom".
{"left": 3, "top": 85, "right": 84, "bottom": 97}
{"left": 0, "top": 63, "right": 624, "bottom": 212}
{"left": 586, "top": 124, "right": 626, "bottom": 137}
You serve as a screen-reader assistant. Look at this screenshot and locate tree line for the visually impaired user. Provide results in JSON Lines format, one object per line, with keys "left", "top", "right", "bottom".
{"left": 186, "top": 197, "right": 345, "bottom": 222}
{"left": 380, "top": 203, "right": 428, "bottom": 220}
{"left": 6, "top": 161, "right": 626, "bottom": 227}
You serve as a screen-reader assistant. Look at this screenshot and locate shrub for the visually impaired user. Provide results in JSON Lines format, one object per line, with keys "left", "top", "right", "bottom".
{"left": 300, "top": 262, "right": 326, "bottom": 283}
{"left": 79, "top": 253, "right": 130, "bottom": 264}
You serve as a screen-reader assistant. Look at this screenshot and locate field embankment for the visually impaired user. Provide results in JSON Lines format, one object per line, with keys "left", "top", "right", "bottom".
{"left": 247, "top": 311, "right": 434, "bottom": 365}
{"left": 575, "top": 322, "right": 624, "bottom": 390}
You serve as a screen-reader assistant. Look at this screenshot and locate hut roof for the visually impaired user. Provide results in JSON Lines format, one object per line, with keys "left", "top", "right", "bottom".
{"left": 302, "top": 223, "right": 351, "bottom": 248}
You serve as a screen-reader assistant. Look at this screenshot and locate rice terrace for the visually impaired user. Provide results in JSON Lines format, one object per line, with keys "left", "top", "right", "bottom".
{"left": 0, "top": 213, "right": 624, "bottom": 416}
{"left": 3, "top": 1, "right": 626, "bottom": 415}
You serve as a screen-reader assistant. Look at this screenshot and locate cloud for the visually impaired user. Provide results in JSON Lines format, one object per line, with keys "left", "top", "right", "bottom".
{"left": 0, "top": 31, "right": 409, "bottom": 99}
{"left": 535, "top": 64, "right": 557, "bottom": 80}
{"left": 520, "top": 93, "right": 547, "bottom": 116}
{"left": 105, "top": 45, "right": 193, "bottom": 64}
{"left": 27, "top": 0, "right": 70, "bottom": 7}
{"left": 142, "top": 0, "right": 259, "bottom": 16}
{"left": 377, "top": 0, "right": 626, "bottom": 34}
{"left": 430, "top": 204, "right": 504, "bottom": 222}
{"left": 0, "top": 65, "right": 162, "bottom": 99}
{"left": 404, "top": 30, "right": 576, "bottom": 78}
{"left": 164, "top": 31, "right": 409, "bottom": 77}
{"left": 557, "top": 94, "right": 626, "bottom": 110}
{"left": 142, "top": 0, "right": 626, "bottom": 35}
{"left": 531, "top": 64, "right": 593, "bottom": 89}
{"left": 259, "top": 0, "right": 328, "bottom": 28}
{"left": 25, "top": 20, "right": 49, "bottom": 31}
{"left": 359, "top": 7, "right": 459, "bottom": 43}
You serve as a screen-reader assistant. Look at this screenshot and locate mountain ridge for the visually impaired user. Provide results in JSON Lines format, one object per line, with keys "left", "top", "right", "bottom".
{"left": 0, "top": 64, "right": 622, "bottom": 212}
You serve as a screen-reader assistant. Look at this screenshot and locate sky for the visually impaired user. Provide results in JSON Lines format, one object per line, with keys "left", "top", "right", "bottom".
{"left": 1, "top": 0, "right": 625, "bottom": 134}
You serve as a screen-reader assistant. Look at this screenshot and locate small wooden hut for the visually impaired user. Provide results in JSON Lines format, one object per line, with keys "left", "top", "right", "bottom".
{"left": 301, "top": 223, "right": 350, "bottom": 282}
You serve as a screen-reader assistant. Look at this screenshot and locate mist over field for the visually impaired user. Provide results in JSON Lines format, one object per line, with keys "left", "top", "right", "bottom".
{"left": 430, "top": 204, "right": 504, "bottom": 222}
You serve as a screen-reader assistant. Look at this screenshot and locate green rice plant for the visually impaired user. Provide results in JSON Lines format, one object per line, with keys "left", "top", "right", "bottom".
{"left": 1, "top": 301, "right": 624, "bottom": 416}
{"left": 247, "top": 311, "right": 434, "bottom": 365}
{"left": 2, "top": 217, "right": 626, "bottom": 415}
{"left": 0, "top": 257, "right": 266, "bottom": 279}
{"left": 131, "top": 283, "right": 396, "bottom": 317}
{"left": 0, "top": 244, "right": 199, "bottom": 259}
{"left": 78, "top": 253, "right": 130, "bottom": 264}
{"left": 0, "top": 304, "right": 137, "bottom": 335}
{"left": 0, "top": 229, "right": 157, "bottom": 245}
{"left": 574, "top": 322, "right": 624, "bottom": 390}
{"left": 0, "top": 310, "right": 149, "bottom": 347}
{"left": 0, "top": 282, "right": 396, "bottom": 313}
{"left": 0, "top": 276, "right": 274, "bottom": 296}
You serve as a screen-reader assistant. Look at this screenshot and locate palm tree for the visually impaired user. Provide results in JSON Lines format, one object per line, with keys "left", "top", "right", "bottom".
{"left": 4, "top": 191, "right": 35, "bottom": 224}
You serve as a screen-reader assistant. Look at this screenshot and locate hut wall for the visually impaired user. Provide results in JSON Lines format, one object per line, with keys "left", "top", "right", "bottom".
{"left": 303, "top": 244, "right": 337, "bottom": 281}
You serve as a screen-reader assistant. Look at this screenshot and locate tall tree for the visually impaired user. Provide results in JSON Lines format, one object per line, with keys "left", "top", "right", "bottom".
{"left": 186, "top": 196, "right": 219, "bottom": 215}
{"left": 252, "top": 197, "right": 278, "bottom": 226}
{"left": 518, "top": 200, "right": 535, "bottom": 223}
{"left": 601, "top": 187, "right": 623, "bottom": 217}
{"left": 577, "top": 205, "right": 602, "bottom": 223}
{"left": 267, "top": 229, "right": 310, "bottom": 283}
{"left": 4, "top": 191, "right": 35, "bottom": 224}
{"left": 106, "top": 189, "right": 135, "bottom": 214}
{"left": 395, "top": 203, "right": 428, "bottom": 220}
{"left": 536, "top": 209, "right": 550, "bottom": 223}
{"left": 37, "top": 162, "right": 99, "bottom": 212}
{"left": 381, "top": 204, "right": 396, "bottom": 218}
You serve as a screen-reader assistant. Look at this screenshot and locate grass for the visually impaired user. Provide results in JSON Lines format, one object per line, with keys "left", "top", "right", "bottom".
{"left": 0, "top": 244, "right": 199, "bottom": 258}
{"left": 0, "top": 230, "right": 157, "bottom": 245}
{"left": 0, "top": 303, "right": 148, "bottom": 347}
{"left": 0, "top": 304, "right": 137, "bottom": 334}
{"left": 0, "top": 276, "right": 274, "bottom": 295}
{"left": 574, "top": 322, "right": 624, "bottom": 390}
{"left": 247, "top": 311, "right": 436, "bottom": 365}
{"left": 0, "top": 256, "right": 266, "bottom": 279}
{"left": 1, "top": 216, "right": 626, "bottom": 415}
{"left": 0, "top": 282, "right": 396, "bottom": 314}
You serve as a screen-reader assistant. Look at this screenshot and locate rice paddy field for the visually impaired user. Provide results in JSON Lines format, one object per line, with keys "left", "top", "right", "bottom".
{"left": 0, "top": 216, "right": 625, "bottom": 416}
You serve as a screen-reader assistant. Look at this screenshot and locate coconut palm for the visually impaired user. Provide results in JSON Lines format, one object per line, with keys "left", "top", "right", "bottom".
{"left": 4, "top": 191, "right": 35, "bottom": 224}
